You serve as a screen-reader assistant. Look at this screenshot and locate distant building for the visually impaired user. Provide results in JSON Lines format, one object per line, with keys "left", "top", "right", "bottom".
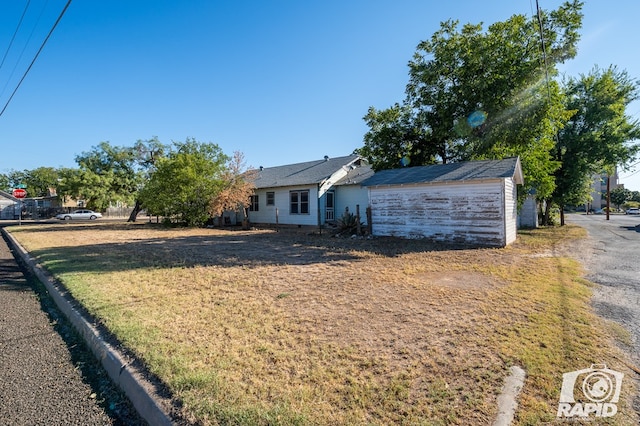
{"left": 590, "top": 170, "right": 622, "bottom": 210}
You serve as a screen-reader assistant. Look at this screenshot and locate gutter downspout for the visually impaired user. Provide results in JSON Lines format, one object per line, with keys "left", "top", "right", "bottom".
{"left": 317, "top": 183, "right": 322, "bottom": 235}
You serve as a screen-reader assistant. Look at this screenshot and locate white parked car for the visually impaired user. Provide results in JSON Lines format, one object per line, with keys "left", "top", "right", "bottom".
{"left": 626, "top": 208, "right": 640, "bottom": 215}
{"left": 55, "top": 210, "right": 103, "bottom": 221}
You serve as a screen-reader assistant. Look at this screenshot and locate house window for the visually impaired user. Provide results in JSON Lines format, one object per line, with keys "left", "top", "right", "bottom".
{"left": 290, "top": 190, "right": 309, "bottom": 214}
{"left": 249, "top": 195, "right": 259, "bottom": 211}
{"left": 266, "top": 192, "right": 275, "bottom": 206}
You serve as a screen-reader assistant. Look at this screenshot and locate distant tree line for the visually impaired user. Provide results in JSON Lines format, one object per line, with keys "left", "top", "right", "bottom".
{"left": 610, "top": 186, "right": 640, "bottom": 210}
{"left": 0, "top": 138, "right": 256, "bottom": 227}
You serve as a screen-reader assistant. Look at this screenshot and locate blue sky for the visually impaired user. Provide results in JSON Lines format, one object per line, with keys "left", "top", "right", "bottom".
{"left": 1, "top": 0, "right": 640, "bottom": 190}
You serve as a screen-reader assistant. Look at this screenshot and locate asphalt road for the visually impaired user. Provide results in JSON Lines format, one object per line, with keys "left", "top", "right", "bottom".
{"left": 0, "top": 229, "right": 144, "bottom": 425}
{"left": 566, "top": 213, "right": 640, "bottom": 365}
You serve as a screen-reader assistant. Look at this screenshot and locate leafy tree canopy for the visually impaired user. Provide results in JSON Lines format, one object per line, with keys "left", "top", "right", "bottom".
{"left": 356, "top": 0, "right": 584, "bottom": 201}
{"left": 57, "top": 137, "right": 169, "bottom": 211}
{"left": 138, "top": 138, "right": 229, "bottom": 227}
{"left": 610, "top": 186, "right": 631, "bottom": 209}
{"left": 2, "top": 167, "right": 60, "bottom": 197}
{"left": 553, "top": 66, "right": 640, "bottom": 210}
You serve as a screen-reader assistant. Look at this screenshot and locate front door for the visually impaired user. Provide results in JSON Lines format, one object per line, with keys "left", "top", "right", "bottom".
{"left": 325, "top": 191, "right": 335, "bottom": 221}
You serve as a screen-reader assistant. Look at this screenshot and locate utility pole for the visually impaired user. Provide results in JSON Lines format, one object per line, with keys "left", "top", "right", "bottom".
{"left": 606, "top": 173, "right": 611, "bottom": 221}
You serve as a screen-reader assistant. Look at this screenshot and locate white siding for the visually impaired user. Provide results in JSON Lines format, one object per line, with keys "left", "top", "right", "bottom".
{"left": 518, "top": 195, "right": 538, "bottom": 229}
{"left": 369, "top": 180, "right": 508, "bottom": 246}
{"left": 248, "top": 185, "right": 319, "bottom": 226}
{"left": 335, "top": 185, "right": 369, "bottom": 224}
{"left": 504, "top": 178, "right": 518, "bottom": 245}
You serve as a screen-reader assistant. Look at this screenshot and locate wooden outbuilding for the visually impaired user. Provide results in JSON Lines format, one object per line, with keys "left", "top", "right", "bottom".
{"left": 361, "top": 157, "right": 524, "bottom": 247}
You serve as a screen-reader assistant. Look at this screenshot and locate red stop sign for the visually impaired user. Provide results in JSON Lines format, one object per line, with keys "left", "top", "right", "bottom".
{"left": 12, "top": 188, "right": 27, "bottom": 199}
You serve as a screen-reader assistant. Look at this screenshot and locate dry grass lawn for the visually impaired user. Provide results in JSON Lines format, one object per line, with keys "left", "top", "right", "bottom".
{"left": 7, "top": 221, "right": 639, "bottom": 425}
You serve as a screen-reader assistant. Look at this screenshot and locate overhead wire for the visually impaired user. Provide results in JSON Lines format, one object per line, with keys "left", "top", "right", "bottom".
{"left": 0, "top": 0, "right": 50, "bottom": 100}
{"left": 0, "top": 0, "right": 73, "bottom": 118}
{"left": 0, "top": 0, "right": 31, "bottom": 72}
{"left": 535, "top": 0, "right": 553, "bottom": 107}
{"left": 619, "top": 160, "right": 640, "bottom": 178}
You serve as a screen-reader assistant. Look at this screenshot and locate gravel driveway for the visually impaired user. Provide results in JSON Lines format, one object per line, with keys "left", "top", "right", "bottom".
{"left": 0, "top": 229, "right": 144, "bottom": 425}
{"left": 566, "top": 213, "right": 640, "bottom": 365}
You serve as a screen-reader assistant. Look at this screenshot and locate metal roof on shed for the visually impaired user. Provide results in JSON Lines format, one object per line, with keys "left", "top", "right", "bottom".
{"left": 362, "top": 157, "right": 523, "bottom": 187}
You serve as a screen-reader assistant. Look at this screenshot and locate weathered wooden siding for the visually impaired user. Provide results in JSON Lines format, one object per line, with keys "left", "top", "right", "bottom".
{"left": 369, "top": 180, "right": 508, "bottom": 246}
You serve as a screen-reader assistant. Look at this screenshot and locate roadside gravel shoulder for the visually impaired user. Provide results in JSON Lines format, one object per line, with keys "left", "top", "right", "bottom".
{"left": 0, "top": 229, "right": 145, "bottom": 425}
{"left": 1, "top": 226, "right": 186, "bottom": 425}
{"left": 565, "top": 215, "right": 640, "bottom": 416}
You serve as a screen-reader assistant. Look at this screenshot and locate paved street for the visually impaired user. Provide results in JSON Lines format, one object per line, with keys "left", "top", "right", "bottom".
{"left": 566, "top": 213, "right": 640, "bottom": 366}
{"left": 0, "top": 228, "right": 143, "bottom": 425}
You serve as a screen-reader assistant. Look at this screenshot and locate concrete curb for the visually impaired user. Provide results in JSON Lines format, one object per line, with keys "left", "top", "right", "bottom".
{"left": 1, "top": 228, "right": 174, "bottom": 426}
{"left": 493, "top": 365, "right": 526, "bottom": 426}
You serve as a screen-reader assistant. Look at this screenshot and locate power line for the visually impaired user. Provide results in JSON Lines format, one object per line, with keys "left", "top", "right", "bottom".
{"left": 0, "top": 0, "right": 31, "bottom": 72}
{"left": 620, "top": 161, "right": 640, "bottom": 179}
{"left": 535, "top": 0, "right": 552, "bottom": 104}
{"left": 0, "top": 0, "right": 73, "bottom": 118}
{"left": 0, "top": 1, "right": 49, "bottom": 100}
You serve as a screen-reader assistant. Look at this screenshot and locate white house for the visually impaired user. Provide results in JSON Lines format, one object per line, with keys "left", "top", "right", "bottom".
{"left": 361, "top": 157, "right": 524, "bottom": 247}
{"left": 247, "top": 155, "right": 373, "bottom": 228}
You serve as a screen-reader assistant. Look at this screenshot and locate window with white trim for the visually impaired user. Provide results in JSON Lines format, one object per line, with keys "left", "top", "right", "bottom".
{"left": 266, "top": 191, "right": 275, "bottom": 206}
{"left": 290, "top": 190, "right": 309, "bottom": 214}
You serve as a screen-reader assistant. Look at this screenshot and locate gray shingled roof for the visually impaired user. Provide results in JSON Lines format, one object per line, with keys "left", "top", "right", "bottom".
{"left": 362, "top": 157, "right": 523, "bottom": 187}
{"left": 252, "top": 154, "right": 367, "bottom": 189}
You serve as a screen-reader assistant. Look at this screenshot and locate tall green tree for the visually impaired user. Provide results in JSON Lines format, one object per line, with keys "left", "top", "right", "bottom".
{"left": 57, "top": 166, "right": 111, "bottom": 210}
{"left": 553, "top": 66, "right": 640, "bottom": 224}
{"left": 138, "top": 138, "right": 229, "bottom": 227}
{"left": 22, "top": 167, "right": 60, "bottom": 197}
{"left": 127, "top": 137, "right": 168, "bottom": 221}
{"left": 358, "top": 104, "right": 427, "bottom": 170}
{"left": 58, "top": 138, "right": 168, "bottom": 213}
{"left": 72, "top": 142, "right": 140, "bottom": 210}
{"left": 356, "top": 1, "right": 583, "bottom": 200}
{"left": 610, "top": 186, "right": 631, "bottom": 210}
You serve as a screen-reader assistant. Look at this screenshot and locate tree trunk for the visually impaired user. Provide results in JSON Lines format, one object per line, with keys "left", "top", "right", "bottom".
{"left": 542, "top": 199, "right": 552, "bottom": 226}
{"left": 127, "top": 199, "right": 143, "bottom": 222}
{"left": 560, "top": 205, "right": 565, "bottom": 226}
